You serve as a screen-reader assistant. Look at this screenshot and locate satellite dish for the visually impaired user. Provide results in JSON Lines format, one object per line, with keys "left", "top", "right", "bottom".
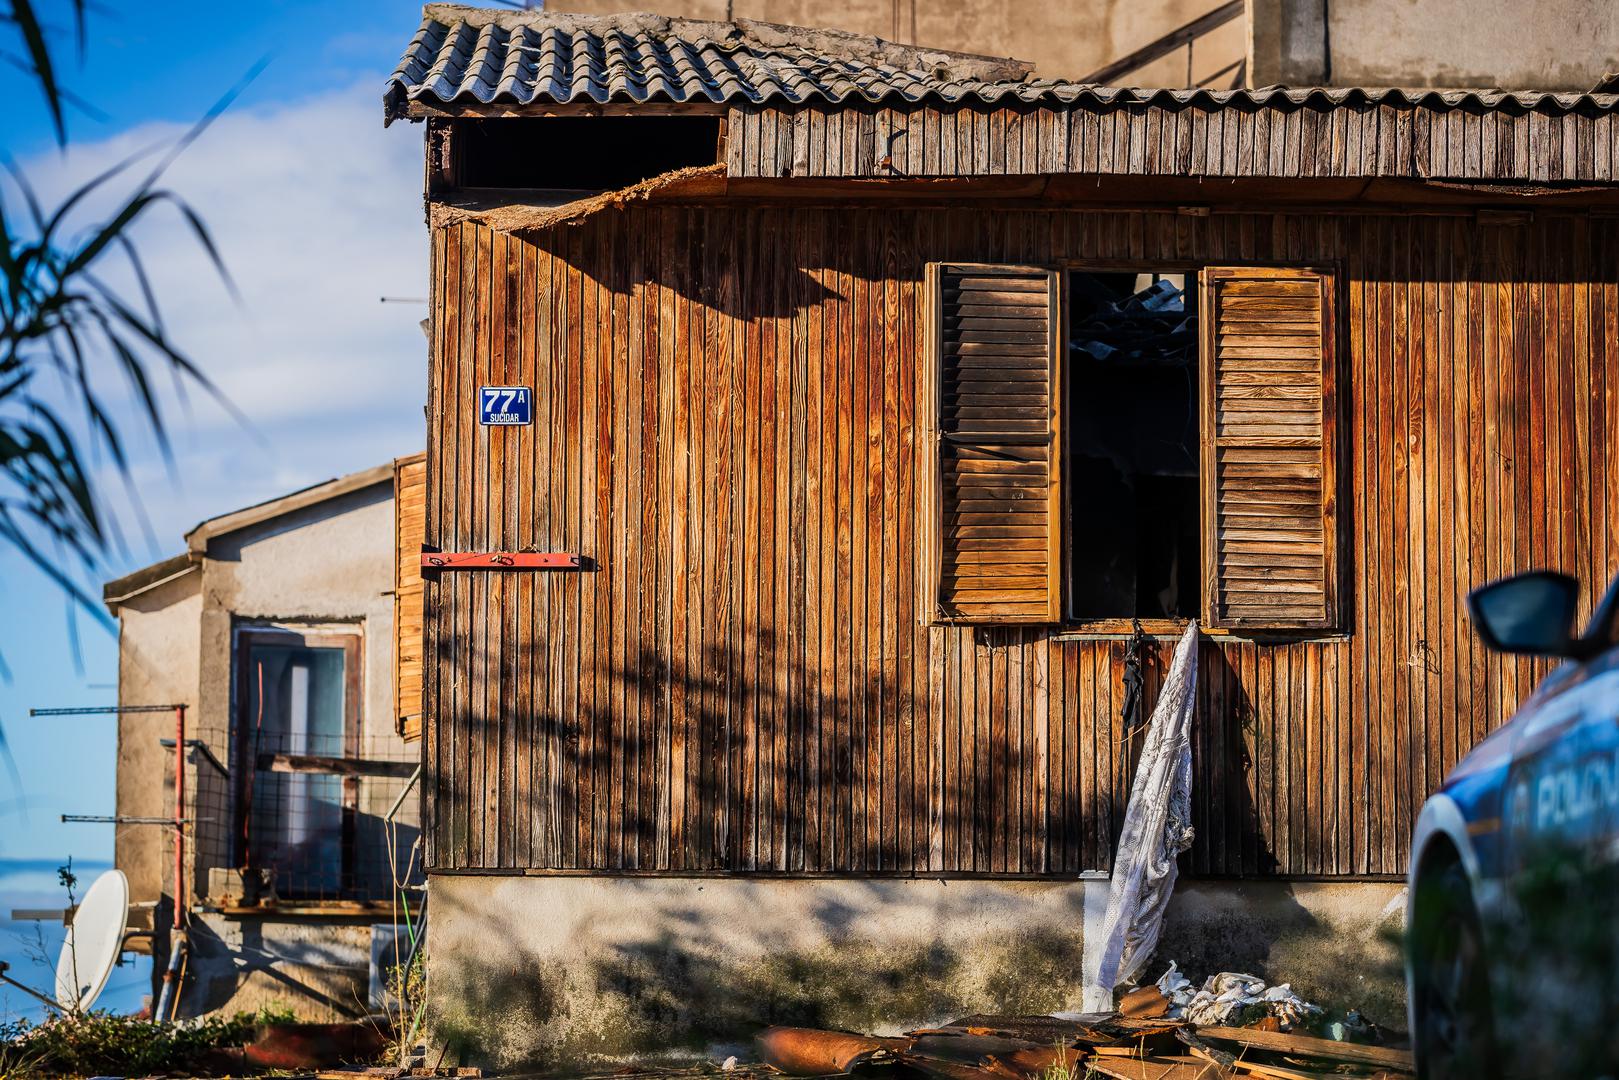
{"left": 54, "top": 869, "right": 129, "bottom": 1012}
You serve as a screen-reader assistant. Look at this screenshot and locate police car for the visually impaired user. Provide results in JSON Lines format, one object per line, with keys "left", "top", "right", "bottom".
{"left": 1407, "top": 570, "right": 1619, "bottom": 1079}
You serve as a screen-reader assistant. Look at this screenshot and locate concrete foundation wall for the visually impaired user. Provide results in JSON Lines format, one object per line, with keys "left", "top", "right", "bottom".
{"left": 180, "top": 912, "right": 376, "bottom": 1021}
{"left": 425, "top": 873, "right": 1408, "bottom": 1070}
{"left": 1156, "top": 881, "right": 1409, "bottom": 1027}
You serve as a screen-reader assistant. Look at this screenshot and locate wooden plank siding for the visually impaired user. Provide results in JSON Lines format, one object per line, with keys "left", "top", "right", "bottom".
{"left": 423, "top": 206, "right": 1616, "bottom": 878}
{"left": 395, "top": 452, "right": 428, "bottom": 742}
{"left": 725, "top": 102, "right": 1619, "bottom": 183}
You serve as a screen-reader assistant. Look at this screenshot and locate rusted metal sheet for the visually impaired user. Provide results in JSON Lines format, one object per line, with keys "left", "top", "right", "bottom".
{"left": 756, "top": 1027, "right": 912, "bottom": 1074}
{"left": 420, "top": 551, "right": 584, "bottom": 570}
{"left": 423, "top": 205, "right": 1617, "bottom": 878}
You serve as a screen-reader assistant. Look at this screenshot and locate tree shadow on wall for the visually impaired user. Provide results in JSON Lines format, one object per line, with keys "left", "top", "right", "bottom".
{"left": 430, "top": 873, "right": 1091, "bottom": 1070}
{"left": 515, "top": 206, "right": 868, "bottom": 320}
{"left": 428, "top": 616, "right": 1064, "bottom": 875}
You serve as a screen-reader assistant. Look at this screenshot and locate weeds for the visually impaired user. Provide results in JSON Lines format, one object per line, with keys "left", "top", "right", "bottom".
{"left": 382, "top": 945, "right": 426, "bottom": 1065}
{"left": 1040, "top": 1047, "right": 1079, "bottom": 1080}
{"left": 0, "top": 1011, "right": 258, "bottom": 1078}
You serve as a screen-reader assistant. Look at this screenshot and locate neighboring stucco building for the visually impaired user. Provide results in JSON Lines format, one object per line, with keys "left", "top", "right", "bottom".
{"left": 104, "top": 462, "right": 424, "bottom": 1021}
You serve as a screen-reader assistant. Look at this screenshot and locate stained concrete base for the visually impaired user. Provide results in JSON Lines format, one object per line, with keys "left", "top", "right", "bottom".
{"left": 425, "top": 873, "right": 1409, "bottom": 1070}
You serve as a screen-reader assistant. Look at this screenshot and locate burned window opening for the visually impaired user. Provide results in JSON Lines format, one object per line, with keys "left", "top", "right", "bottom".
{"left": 455, "top": 115, "right": 722, "bottom": 192}
{"left": 1066, "top": 269, "right": 1201, "bottom": 622}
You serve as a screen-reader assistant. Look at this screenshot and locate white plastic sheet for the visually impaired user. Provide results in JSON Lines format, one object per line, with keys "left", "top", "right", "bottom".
{"left": 1080, "top": 621, "right": 1199, "bottom": 1012}
{"left": 1156, "top": 964, "right": 1323, "bottom": 1028}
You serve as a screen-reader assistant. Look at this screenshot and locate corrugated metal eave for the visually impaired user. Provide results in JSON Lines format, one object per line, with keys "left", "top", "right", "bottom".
{"left": 388, "top": 77, "right": 1619, "bottom": 115}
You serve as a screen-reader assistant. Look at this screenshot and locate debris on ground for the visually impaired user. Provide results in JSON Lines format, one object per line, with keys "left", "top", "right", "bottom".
{"left": 1118, "top": 984, "right": 1172, "bottom": 1019}
{"left": 1155, "top": 966, "right": 1324, "bottom": 1029}
{"left": 756, "top": 1004, "right": 1413, "bottom": 1080}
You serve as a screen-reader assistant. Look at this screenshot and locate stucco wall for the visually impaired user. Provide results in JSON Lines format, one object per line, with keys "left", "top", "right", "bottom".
{"left": 551, "top": 0, "right": 1619, "bottom": 92}
{"left": 1248, "top": 0, "right": 1619, "bottom": 90}
{"left": 424, "top": 874, "right": 1408, "bottom": 1070}
{"left": 114, "top": 572, "right": 203, "bottom": 907}
{"left": 548, "top": 0, "right": 1248, "bottom": 87}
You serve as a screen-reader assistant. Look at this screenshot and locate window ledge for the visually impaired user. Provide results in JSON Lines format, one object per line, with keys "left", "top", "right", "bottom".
{"left": 197, "top": 900, "right": 403, "bottom": 920}
{"left": 1050, "top": 624, "right": 1353, "bottom": 643}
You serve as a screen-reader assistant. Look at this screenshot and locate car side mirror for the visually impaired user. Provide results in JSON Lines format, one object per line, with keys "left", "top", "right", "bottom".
{"left": 1466, "top": 571, "right": 1582, "bottom": 658}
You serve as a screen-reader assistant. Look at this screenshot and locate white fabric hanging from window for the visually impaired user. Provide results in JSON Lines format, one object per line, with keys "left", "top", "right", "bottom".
{"left": 1081, "top": 619, "right": 1199, "bottom": 1012}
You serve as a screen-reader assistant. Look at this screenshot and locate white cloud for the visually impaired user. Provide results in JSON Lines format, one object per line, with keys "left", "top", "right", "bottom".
{"left": 12, "top": 81, "right": 429, "bottom": 556}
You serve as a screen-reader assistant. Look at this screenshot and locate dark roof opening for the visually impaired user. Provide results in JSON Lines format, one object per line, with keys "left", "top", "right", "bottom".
{"left": 457, "top": 115, "right": 722, "bottom": 192}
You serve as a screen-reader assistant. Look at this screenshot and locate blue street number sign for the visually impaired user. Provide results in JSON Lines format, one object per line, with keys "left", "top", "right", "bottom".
{"left": 479, "top": 385, "right": 532, "bottom": 426}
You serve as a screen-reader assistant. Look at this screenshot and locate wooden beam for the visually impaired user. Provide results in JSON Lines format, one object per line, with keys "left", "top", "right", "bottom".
{"left": 257, "top": 753, "right": 417, "bottom": 779}
{"left": 1192, "top": 1027, "right": 1413, "bottom": 1071}
{"left": 1080, "top": 0, "right": 1244, "bottom": 85}
{"left": 9, "top": 908, "right": 73, "bottom": 924}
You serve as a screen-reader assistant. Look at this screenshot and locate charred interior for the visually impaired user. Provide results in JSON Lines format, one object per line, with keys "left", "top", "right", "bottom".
{"left": 454, "top": 115, "right": 722, "bottom": 190}
{"left": 1066, "top": 269, "right": 1201, "bottom": 621}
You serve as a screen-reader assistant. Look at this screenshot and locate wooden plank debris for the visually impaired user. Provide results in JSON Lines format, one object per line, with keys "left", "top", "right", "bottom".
{"left": 755, "top": 1017, "right": 1412, "bottom": 1080}
{"left": 1193, "top": 1027, "right": 1413, "bottom": 1071}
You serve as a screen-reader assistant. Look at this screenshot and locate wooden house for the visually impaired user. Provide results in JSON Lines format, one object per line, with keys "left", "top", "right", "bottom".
{"left": 385, "top": 4, "right": 1619, "bottom": 1065}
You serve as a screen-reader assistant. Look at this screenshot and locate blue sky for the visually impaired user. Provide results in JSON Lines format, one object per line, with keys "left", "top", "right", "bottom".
{"left": 0, "top": 1, "right": 431, "bottom": 871}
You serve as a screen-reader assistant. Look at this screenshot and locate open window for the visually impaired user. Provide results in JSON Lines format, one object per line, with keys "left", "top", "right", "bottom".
{"left": 1066, "top": 270, "right": 1201, "bottom": 623}
{"left": 233, "top": 628, "right": 362, "bottom": 899}
{"left": 923, "top": 262, "right": 1339, "bottom": 633}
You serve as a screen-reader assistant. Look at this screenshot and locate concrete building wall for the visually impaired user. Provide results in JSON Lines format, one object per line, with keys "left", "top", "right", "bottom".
{"left": 180, "top": 912, "right": 376, "bottom": 1022}
{"left": 1248, "top": 0, "right": 1619, "bottom": 90}
{"left": 425, "top": 874, "right": 1408, "bottom": 1070}
{"left": 550, "top": 0, "right": 1619, "bottom": 91}
{"left": 547, "top": 0, "right": 1249, "bottom": 88}
{"left": 114, "top": 571, "right": 202, "bottom": 909}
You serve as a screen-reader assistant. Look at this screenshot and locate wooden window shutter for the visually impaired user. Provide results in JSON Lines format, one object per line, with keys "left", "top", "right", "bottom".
{"left": 394, "top": 453, "right": 427, "bottom": 741}
{"left": 925, "top": 263, "right": 1062, "bottom": 624}
{"left": 1200, "top": 267, "right": 1339, "bottom": 631}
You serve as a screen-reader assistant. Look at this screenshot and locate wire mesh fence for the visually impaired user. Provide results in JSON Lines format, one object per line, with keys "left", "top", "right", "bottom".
{"left": 188, "top": 714, "right": 422, "bottom": 905}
